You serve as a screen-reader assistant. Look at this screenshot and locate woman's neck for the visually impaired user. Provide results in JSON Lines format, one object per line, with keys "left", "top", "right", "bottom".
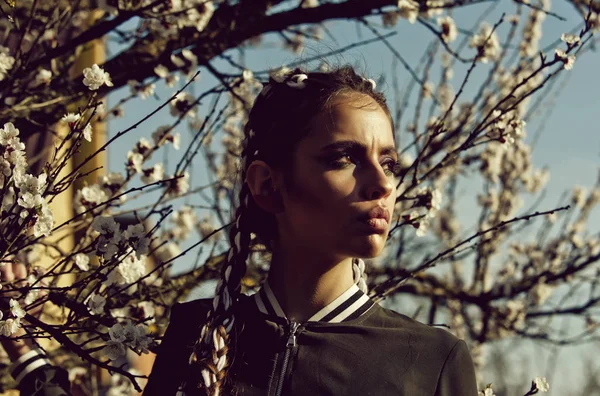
{"left": 266, "top": 250, "right": 355, "bottom": 322}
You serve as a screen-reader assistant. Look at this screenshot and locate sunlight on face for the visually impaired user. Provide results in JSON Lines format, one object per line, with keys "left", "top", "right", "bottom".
{"left": 276, "top": 94, "right": 397, "bottom": 260}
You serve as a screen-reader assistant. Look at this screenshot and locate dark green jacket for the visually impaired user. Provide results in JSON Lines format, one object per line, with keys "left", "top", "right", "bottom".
{"left": 13, "top": 283, "right": 479, "bottom": 395}
{"left": 144, "top": 282, "right": 479, "bottom": 396}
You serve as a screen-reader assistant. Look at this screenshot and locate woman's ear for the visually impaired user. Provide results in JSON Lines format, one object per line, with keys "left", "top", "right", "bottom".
{"left": 245, "top": 160, "right": 284, "bottom": 213}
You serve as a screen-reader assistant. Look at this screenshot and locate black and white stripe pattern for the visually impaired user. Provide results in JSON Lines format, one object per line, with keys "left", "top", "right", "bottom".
{"left": 253, "top": 280, "right": 374, "bottom": 323}
{"left": 9, "top": 347, "right": 52, "bottom": 383}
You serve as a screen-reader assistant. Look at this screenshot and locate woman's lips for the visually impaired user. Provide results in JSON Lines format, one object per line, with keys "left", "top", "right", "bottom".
{"left": 358, "top": 217, "right": 388, "bottom": 233}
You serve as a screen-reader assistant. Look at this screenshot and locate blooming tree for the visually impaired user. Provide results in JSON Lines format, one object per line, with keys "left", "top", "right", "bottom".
{"left": 0, "top": 0, "right": 598, "bottom": 394}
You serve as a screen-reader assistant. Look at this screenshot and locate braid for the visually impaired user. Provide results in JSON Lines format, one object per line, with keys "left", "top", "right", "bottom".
{"left": 352, "top": 258, "right": 368, "bottom": 293}
{"left": 184, "top": 173, "right": 255, "bottom": 395}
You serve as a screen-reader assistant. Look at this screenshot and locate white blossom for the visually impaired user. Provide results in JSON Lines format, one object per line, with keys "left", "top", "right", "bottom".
{"left": 82, "top": 184, "right": 109, "bottom": 205}
{"left": 169, "top": 92, "right": 197, "bottom": 118}
{"left": 470, "top": 23, "right": 500, "bottom": 62}
{"left": 24, "top": 275, "right": 40, "bottom": 305}
{"left": 397, "top": 0, "right": 419, "bottom": 24}
{"left": 170, "top": 53, "right": 185, "bottom": 68}
{"left": 0, "top": 46, "right": 15, "bottom": 81}
{"left": 123, "top": 224, "right": 150, "bottom": 258}
{"left": 123, "top": 223, "right": 145, "bottom": 240}
{"left": 0, "top": 122, "right": 20, "bottom": 146}
{"left": 33, "top": 203, "right": 54, "bottom": 237}
{"left": 107, "top": 321, "right": 152, "bottom": 357}
{"left": 554, "top": 49, "right": 575, "bottom": 70}
{"left": 86, "top": 292, "right": 106, "bottom": 315}
{"left": 73, "top": 184, "right": 110, "bottom": 215}
{"left": 180, "top": 49, "right": 199, "bottom": 78}
{"left": 0, "top": 318, "right": 20, "bottom": 336}
{"left": 17, "top": 192, "right": 44, "bottom": 209}
{"left": 151, "top": 126, "right": 171, "bottom": 147}
{"left": 105, "top": 253, "right": 147, "bottom": 286}
{"left": 82, "top": 64, "right": 114, "bottom": 90}
{"left": 171, "top": 205, "right": 197, "bottom": 240}
{"left": 154, "top": 64, "right": 169, "bottom": 78}
{"left": 179, "top": 0, "right": 214, "bottom": 33}
{"left": 128, "top": 80, "right": 155, "bottom": 99}
{"left": 171, "top": 133, "right": 181, "bottom": 150}
{"left": 141, "top": 163, "right": 165, "bottom": 184}
{"left": 127, "top": 151, "right": 144, "bottom": 174}
{"left": 104, "top": 339, "right": 126, "bottom": 360}
{"left": 438, "top": 16, "right": 458, "bottom": 43}
{"left": 430, "top": 188, "right": 442, "bottom": 214}
{"left": 61, "top": 113, "right": 81, "bottom": 126}
{"left": 131, "top": 324, "right": 152, "bottom": 354}
{"left": 478, "top": 384, "right": 496, "bottom": 396}
{"left": 560, "top": 33, "right": 580, "bottom": 46}
{"left": 91, "top": 215, "right": 121, "bottom": 236}
{"left": 82, "top": 123, "right": 93, "bottom": 142}
{"left": 533, "top": 377, "right": 550, "bottom": 392}
{"left": 531, "top": 282, "right": 554, "bottom": 305}
{"left": 14, "top": 172, "right": 47, "bottom": 196}
{"left": 165, "top": 73, "right": 180, "bottom": 88}
{"left": 421, "top": 0, "right": 444, "bottom": 18}
{"left": 165, "top": 171, "right": 190, "bottom": 197}
{"left": 74, "top": 253, "right": 90, "bottom": 271}
{"left": 415, "top": 215, "right": 431, "bottom": 237}
{"left": 98, "top": 241, "right": 121, "bottom": 261}
{"left": 109, "top": 323, "right": 127, "bottom": 342}
{"left": 9, "top": 299, "right": 26, "bottom": 319}
{"left": 269, "top": 66, "right": 291, "bottom": 83}
{"left": 100, "top": 172, "right": 126, "bottom": 191}
{"left": 133, "top": 137, "right": 153, "bottom": 156}
{"left": 422, "top": 81, "right": 434, "bottom": 99}
{"left": 23, "top": 292, "right": 37, "bottom": 306}
{"left": 34, "top": 69, "right": 52, "bottom": 86}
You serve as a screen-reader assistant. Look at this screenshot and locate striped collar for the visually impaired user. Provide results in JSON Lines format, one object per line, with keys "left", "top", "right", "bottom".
{"left": 252, "top": 279, "right": 375, "bottom": 323}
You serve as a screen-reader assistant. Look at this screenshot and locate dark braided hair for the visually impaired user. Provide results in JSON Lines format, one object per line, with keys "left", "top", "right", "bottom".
{"left": 181, "top": 65, "right": 395, "bottom": 395}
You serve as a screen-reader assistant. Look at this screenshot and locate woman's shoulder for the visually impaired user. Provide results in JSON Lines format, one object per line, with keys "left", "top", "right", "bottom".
{"left": 170, "top": 298, "right": 213, "bottom": 322}
{"left": 172, "top": 297, "right": 213, "bottom": 315}
{"left": 169, "top": 294, "right": 254, "bottom": 325}
{"left": 371, "top": 304, "right": 463, "bottom": 350}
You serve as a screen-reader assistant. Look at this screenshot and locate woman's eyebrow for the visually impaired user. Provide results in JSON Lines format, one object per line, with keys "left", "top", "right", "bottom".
{"left": 319, "top": 140, "right": 398, "bottom": 160}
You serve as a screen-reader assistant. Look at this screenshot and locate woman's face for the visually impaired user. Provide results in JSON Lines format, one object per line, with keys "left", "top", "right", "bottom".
{"left": 275, "top": 94, "right": 397, "bottom": 261}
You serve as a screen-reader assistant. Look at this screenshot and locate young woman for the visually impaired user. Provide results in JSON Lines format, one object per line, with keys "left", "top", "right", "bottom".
{"left": 3, "top": 65, "right": 479, "bottom": 396}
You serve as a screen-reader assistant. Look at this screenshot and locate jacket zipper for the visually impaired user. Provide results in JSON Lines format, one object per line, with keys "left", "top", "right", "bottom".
{"left": 274, "top": 320, "right": 301, "bottom": 396}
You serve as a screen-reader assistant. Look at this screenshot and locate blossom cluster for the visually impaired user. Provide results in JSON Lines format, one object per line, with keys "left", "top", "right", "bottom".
{"left": 0, "top": 123, "right": 54, "bottom": 237}
{"left": 395, "top": 184, "right": 443, "bottom": 238}
{"left": 0, "top": 299, "right": 26, "bottom": 337}
{"left": 104, "top": 320, "right": 153, "bottom": 360}
{"left": 91, "top": 215, "right": 150, "bottom": 263}
{"left": 469, "top": 23, "right": 501, "bottom": 63}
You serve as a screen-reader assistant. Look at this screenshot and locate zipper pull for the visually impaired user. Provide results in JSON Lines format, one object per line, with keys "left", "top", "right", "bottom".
{"left": 286, "top": 321, "right": 300, "bottom": 348}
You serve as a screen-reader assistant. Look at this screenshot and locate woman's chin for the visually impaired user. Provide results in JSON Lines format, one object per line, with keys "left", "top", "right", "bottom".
{"left": 348, "top": 233, "right": 387, "bottom": 258}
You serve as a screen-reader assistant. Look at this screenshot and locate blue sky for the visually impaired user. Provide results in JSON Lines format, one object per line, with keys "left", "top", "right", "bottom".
{"left": 103, "top": 2, "right": 599, "bottom": 393}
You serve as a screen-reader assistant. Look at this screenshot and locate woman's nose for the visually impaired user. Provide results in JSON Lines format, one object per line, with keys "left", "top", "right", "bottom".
{"left": 363, "top": 163, "right": 393, "bottom": 201}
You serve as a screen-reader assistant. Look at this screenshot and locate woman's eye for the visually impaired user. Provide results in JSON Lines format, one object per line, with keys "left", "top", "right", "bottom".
{"left": 382, "top": 159, "right": 402, "bottom": 177}
{"left": 329, "top": 154, "right": 400, "bottom": 177}
{"left": 326, "top": 152, "right": 355, "bottom": 168}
